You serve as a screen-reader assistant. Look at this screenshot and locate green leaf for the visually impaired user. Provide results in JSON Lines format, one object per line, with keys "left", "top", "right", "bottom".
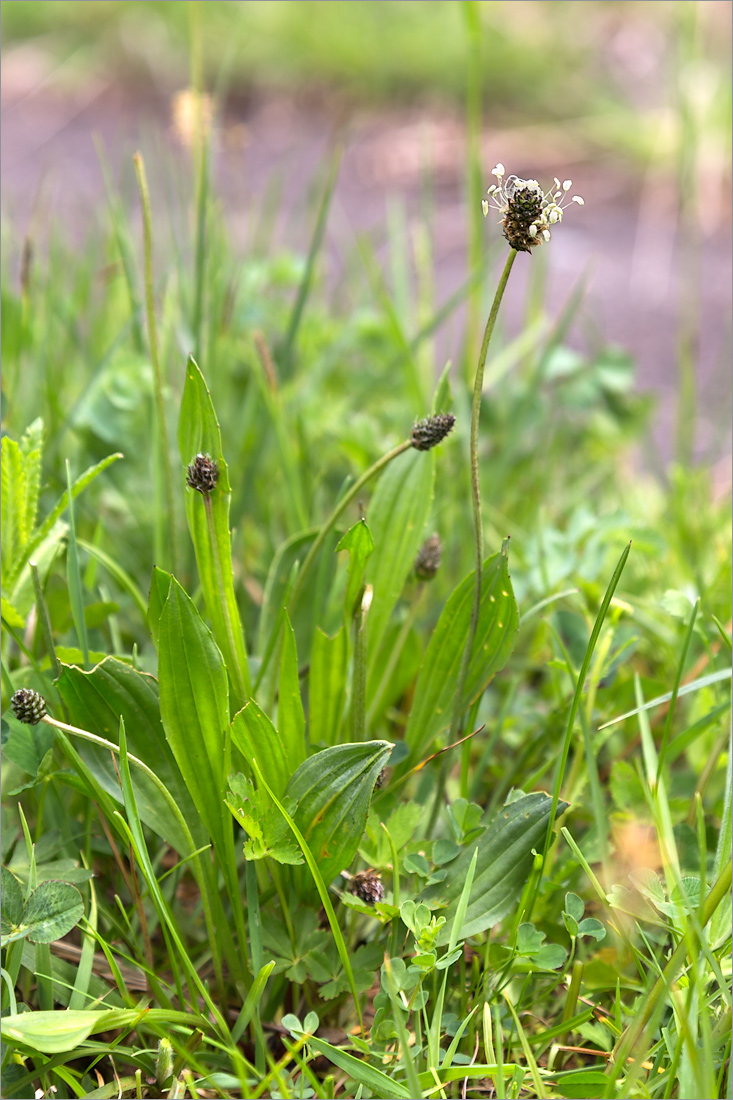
{"left": 577, "top": 917, "right": 606, "bottom": 941}
{"left": 1, "top": 719, "right": 54, "bottom": 780}
{"left": 23, "top": 880, "right": 84, "bottom": 944}
{"left": 147, "top": 565, "right": 172, "bottom": 649}
{"left": 157, "top": 575, "right": 231, "bottom": 852}
{"left": 1, "top": 435, "right": 26, "bottom": 580}
{"left": 277, "top": 613, "right": 306, "bottom": 771}
{"left": 286, "top": 740, "right": 393, "bottom": 887}
{"left": 405, "top": 546, "right": 518, "bottom": 758}
{"left": 1, "top": 867, "right": 25, "bottom": 933}
{"left": 423, "top": 793, "right": 569, "bottom": 944}
{"left": 2, "top": 1009, "right": 101, "bottom": 1054}
{"left": 57, "top": 657, "right": 205, "bottom": 853}
{"left": 517, "top": 922, "right": 545, "bottom": 955}
{"left": 309, "top": 626, "right": 348, "bottom": 746}
{"left": 258, "top": 527, "right": 318, "bottom": 655}
{"left": 1, "top": 1008, "right": 199, "bottom": 1055}
{"left": 230, "top": 699, "right": 290, "bottom": 800}
{"left": 532, "top": 943, "right": 567, "bottom": 969}
{"left": 1, "top": 596, "right": 25, "bottom": 630}
{"left": 336, "top": 519, "right": 375, "bottom": 622}
{"left": 548, "top": 1070, "right": 610, "bottom": 1099}
{"left": 178, "top": 356, "right": 251, "bottom": 706}
{"left": 366, "top": 447, "right": 434, "bottom": 666}
{"left": 226, "top": 774, "right": 302, "bottom": 865}
{"left": 298, "top": 1034, "right": 412, "bottom": 1099}
{"left": 564, "top": 892, "right": 585, "bottom": 922}
{"left": 5, "top": 453, "right": 123, "bottom": 592}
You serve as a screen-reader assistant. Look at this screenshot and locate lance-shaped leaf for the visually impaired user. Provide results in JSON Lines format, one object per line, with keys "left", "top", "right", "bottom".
{"left": 230, "top": 699, "right": 290, "bottom": 800}
{"left": 57, "top": 657, "right": 205, "bottom": 853}
{"left": 366, "top": 447, "right": 434, "bottom": 668}
{"left": 157, "top": 574, "right": 231, "bottom": 853}
{"left": 286, "top": 740, "right": 393, "bottom": 888}
{"left": 278, "top": 613, "right": 306, "bottom": 770}
{"left": 422, "top": 793, "right": 569, "bottom": 944}
{"left": 405, "top": 546, "right": 518, "bottom": 758}
{"left": 178, "top": 355, "right": 251, "bottom": 708}
{"left": 309, "top": 626, "right": 348, "bottom": 746}
{"left": 336, "top": 519, "right": 375, "bottom": 624}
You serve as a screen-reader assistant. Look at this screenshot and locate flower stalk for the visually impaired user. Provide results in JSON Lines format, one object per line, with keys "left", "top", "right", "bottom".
{"left": 448, "top": 247, "right": 518, "bottom": 744}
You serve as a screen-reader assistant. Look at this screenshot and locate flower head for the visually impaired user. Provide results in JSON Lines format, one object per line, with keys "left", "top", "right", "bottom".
{"left": 186, "top": 453, "right": 219, "bottom": 494}
{"left": 10, "top": 689, "right": 47, "bottom": 725}
{"left": 482, "top": 165, "right": 584, "bottom": 253}
{"left": 350, "top": 869, "right": 385, "bottom": 905}
{"left": 414, "top": 534, "right": 442, "bottom": 581}
{"left": 410, "top": 413, "right": 456, "bottom": 451}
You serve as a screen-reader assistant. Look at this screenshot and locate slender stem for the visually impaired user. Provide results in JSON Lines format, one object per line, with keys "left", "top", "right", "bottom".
{"left": 448, "top": 249, "right": 518, "bottom": 743}
{"left": 288, "top": 440, "right": 411, "bottom": 616}
{"left": 133, "top": 152, "right": 178, "bottom": 577}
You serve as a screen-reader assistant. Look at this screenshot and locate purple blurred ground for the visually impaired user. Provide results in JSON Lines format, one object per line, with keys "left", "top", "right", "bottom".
{"left": 2, "top": 57, "right": 731, "bottom": 477}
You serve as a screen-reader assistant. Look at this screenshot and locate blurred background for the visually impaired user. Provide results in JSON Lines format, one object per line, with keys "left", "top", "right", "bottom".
{"left": 2, "top": 0, "right": 731, "bottom": 472}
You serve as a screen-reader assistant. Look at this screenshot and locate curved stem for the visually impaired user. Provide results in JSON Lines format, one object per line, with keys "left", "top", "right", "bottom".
{"left": 287, "top": 440, "right": 411, "bottom": 616}
{"left": 448, "top": 248, "right": 518, "bottom": 743}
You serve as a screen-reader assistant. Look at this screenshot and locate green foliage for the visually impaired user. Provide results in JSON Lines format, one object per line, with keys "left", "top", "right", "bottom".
{"left": 1, "top": 868, "right": 84, "bottom": 946}
{"left": 1, "top": 17, "right": 730, "bottom": 1091}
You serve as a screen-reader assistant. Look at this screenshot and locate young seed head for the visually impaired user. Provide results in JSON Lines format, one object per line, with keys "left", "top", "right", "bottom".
{"left": 186, "top": 453, "right": 219, "bottom": 494}
{"left": 410, "top": 413, "right": 456, "bottom": 451}
{"left": 350, "top": 869, "right": 385, "bottom": 905}
{"left": 414, "top": 533, "right": 442, "bottom": 581}
{"left": 483, "top": 165, "right": 584, "bottom": 252}
{"left": 10, "top": 688, "right": 47, "bottom": 725}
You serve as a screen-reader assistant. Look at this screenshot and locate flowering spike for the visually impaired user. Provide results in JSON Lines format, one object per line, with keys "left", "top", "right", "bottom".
{"left": 414, "top": 534, "right": 442, "bottom": 581}
{"left": 481, "top": 169, "right": 584, "bottom": 252}
{"left": 186, "top": 453, "right": 219, "bottom": 494}
{"left": 410, "top": 413, "right": 456, "bottom": 451}
{"left": 350, "top": 869, "right": 385, "bottom": 905}
{"left": 10, "top": 689, "right": 47, "bottom": 725}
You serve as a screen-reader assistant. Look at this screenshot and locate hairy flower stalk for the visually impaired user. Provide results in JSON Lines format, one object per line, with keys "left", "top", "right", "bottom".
{"left": 448, "top": 166, "right": 584, "bottom": 746}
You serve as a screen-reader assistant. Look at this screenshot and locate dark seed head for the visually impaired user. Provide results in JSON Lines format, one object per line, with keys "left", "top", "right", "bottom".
{"left": 410, "top": 413, "right": 456, "bottom": 451}
{"left": 374, "top": 767, "right": 388, "bottom": 790}
{"left": 186, "top": 453, "right": 219, "bottom": 494}
{"left": 501, "top": 180, "right": 544, "bottom": 253}
{"left": 350, "top": 869, "right": 384, "bottom": 906}
{"left": 10, "top": 689, "right": 47, "bottom": 725}
{"left": 414, "top": 534, "right": 442, "bottom": 581}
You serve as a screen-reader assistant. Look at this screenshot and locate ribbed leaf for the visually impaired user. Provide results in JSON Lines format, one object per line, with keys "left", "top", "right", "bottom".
{"left": 178, "top": 355, "right": 251, "bottom": 707}
{"left": 286, "top": 740, "right": 393, "bottom": 887}
{"left": 405, "top": 546, "right": 518, "bottom": 758}
{"left": 157, "top": 575, "right": 231, "bottom": 852}
{"left": 366, "top": 448, "right": 434, "bottom": 666}
{"left": 309, "top": 626, "right": 348, "bottom": 746}
{"left": 277, "top": 613, "right": 306, "bottom": 770}
{"left": 230, "top": 700, "right": 290, "bottom": 800}
{"left": 57, "top": 657, "right": 205, "bottom": 853}
{"left": 423, "top": 793, "right": 569, "bottom": 944}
